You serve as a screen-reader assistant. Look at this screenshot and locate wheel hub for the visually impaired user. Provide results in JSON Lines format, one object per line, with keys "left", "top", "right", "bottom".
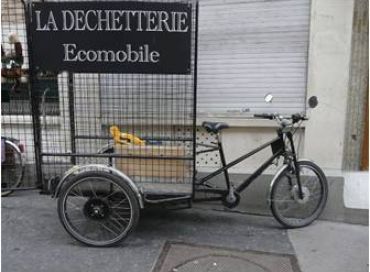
{"left": 83, "top": 198, "right": 110, "bottom": 220}
{"left": 292, "top": 185, "right": 310, "bottom": 204}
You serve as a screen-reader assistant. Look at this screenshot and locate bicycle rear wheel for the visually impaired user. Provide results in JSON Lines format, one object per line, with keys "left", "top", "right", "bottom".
{"left": 1, "top": 141, "right": 24, "bottom": 197}
{"left": 58, "top": 171, "right": 140, "bottom": 247}
{"left": 270, "top": 160, "right": 328, "bottom": 228}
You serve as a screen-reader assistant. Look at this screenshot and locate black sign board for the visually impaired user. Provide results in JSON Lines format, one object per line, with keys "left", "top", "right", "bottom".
{"left": 31, "top": 1, "right": 192, "bottom": 74}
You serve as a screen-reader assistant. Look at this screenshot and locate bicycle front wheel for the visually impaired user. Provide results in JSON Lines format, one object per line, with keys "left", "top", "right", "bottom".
{"left": 270, "top": 160, "right": 328, "bottom": 228}
{"left": 1, "top": 141, "right": 24, "bottom": 197}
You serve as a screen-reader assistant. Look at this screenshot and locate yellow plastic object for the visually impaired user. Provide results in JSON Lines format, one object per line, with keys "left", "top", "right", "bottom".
{"left": 109, "top": 126, "right": 146, "bottom": 146}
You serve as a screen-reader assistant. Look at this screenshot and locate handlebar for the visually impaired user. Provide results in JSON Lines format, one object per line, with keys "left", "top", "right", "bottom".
{"left": 253, "top": 113, "right": 308, "bottom": 125}
{"left": 291, "top": 113, "right": 308, "bottom": 123}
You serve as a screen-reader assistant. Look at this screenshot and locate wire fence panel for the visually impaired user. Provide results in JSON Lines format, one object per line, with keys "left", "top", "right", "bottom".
{"left": 32, "top": 0, "right": 198, "bottom": 197}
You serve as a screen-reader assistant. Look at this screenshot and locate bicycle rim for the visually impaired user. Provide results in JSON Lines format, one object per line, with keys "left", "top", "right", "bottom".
{"left": 271, "top": 162, "right": 327, "bottom": 228}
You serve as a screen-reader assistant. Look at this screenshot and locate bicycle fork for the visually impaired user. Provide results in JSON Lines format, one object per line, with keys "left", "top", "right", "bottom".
{"left": 286, "top": 132, "right": 304, "bottom": 199}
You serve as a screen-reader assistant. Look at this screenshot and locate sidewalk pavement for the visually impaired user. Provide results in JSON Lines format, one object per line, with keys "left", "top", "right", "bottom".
{"left": 1, "top": 191, "right": 368, "bottom": 272}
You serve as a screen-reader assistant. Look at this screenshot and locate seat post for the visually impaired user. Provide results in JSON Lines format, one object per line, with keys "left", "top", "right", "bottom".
{"left": 217, "top": 132, "right": 231, "bottom": 190}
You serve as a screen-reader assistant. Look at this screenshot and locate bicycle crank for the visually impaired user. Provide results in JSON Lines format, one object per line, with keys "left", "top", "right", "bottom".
{"left": 222, "top": 188, "right": 240, "bottom": 209}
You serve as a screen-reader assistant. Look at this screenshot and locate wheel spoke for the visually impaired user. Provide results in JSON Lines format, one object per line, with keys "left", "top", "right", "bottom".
{"left": 88, "top": 181, "right": 98, "bottom": 198}
{"left": 98, "top": 222, "right": 119, "bottom": 237}
{"left": 110, "top": 206, "right": 131, "bottom": 210}
{"left": 67, "top": 200, "right": 83, "bottom": 211}
{"left": 307, "top": 194, "right": 323, "bottom": 201}
{"left": 73, "top": 183, "right": 85, "bottom": 197}
{"left": 109, "top": 217, "right": 126, "bottom": 230}
{"left": 102, "top": 187, "right": 120, "bottom": 200}
{"left": 111, "top": 198, "right": 129, "bottom": 208}
{"left": 102, "top": 191, "right": 118, "bottom": 200}
{"left": 69, "top": 191, "right": 88, "bottom": 201}
{"left": 111, "top": 211, "right": 130, "bottom": 223}
{"left": 303, "top": 176, "right": 318, "bottom": 191}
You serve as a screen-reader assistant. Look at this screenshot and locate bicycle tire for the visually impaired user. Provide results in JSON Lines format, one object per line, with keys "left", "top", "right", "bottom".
{"left": 270, "top": 160, "right": 328, "bottom": 228}
{"left": 58, "top": 171, "right": 140, "bottom": 247}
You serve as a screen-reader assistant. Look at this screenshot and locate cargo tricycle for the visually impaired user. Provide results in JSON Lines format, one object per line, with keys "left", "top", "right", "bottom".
{"left": 52, "top": 95, "right": 328, "bottom": 247}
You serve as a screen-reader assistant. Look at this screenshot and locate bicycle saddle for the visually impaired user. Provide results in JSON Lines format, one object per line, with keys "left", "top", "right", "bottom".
{"left": 202, "top": 122, "right": 229, "bottom": 133}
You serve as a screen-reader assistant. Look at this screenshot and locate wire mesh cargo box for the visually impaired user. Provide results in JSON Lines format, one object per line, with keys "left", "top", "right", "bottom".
{"left": 114, "top": 144, "right": 192, "bottom": 179}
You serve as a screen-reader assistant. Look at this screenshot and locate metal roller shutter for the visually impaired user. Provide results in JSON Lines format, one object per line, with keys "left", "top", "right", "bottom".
{"left": 197, "top": 0, "right": 311, "bottom": 116}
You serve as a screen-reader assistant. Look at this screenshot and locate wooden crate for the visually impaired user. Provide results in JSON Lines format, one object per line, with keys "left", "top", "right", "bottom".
{"left": 114, "top": 144, "right": 190, "bottom": 178}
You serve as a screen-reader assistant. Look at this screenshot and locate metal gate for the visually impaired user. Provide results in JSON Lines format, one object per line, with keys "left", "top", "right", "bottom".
{"left": 1, "top": 0, "right": 198, "bottom": 196}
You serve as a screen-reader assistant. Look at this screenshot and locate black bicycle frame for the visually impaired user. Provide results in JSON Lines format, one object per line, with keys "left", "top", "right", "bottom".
{"left": 195, "top": 130, "right": 287, "bottom": 200}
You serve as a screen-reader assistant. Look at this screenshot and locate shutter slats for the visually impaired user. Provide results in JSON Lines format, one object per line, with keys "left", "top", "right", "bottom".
{"left": 198, "top": 0, "right": 310, "bottom": 115}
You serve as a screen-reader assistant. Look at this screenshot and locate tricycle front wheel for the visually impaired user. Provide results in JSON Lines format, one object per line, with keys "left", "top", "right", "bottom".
{"left": 57, "top": 171, "right": 140, "bottom": 247}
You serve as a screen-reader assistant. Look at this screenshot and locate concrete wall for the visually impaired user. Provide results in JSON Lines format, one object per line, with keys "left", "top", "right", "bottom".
{"left": 304, "top": 0, "right": 355, "bottom": 170}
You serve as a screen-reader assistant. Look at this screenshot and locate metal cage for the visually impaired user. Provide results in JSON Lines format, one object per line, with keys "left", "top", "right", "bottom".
{"left": 13, "top": 0, "right": 199, "bottom": 200}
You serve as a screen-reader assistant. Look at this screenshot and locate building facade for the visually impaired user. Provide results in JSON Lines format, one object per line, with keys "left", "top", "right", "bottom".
{"left": 2, "top": 0, "right": 368, "bottom": 211}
